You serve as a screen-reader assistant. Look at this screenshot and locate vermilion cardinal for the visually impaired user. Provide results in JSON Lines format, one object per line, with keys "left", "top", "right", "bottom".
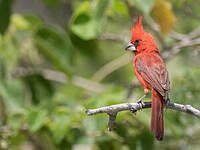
{"left": 125, "top": 16, "right": 170, "bottom": 141}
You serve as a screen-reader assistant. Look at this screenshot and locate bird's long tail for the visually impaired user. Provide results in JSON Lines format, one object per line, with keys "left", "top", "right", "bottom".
{"left": 151, "top": 89, "right": 164, "bottom": 141}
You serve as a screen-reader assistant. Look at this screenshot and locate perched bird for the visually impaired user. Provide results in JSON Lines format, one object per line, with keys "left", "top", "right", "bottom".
{"left": 125, "top": 16, "right": 170, "bottom": 141}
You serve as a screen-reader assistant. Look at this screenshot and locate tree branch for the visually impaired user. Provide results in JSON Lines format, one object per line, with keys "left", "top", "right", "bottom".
{"left": 12, "top": 67, "right": 106, "bottom": 93}
{"left": 86, "top": 102, "right": 200, "bottom": 131}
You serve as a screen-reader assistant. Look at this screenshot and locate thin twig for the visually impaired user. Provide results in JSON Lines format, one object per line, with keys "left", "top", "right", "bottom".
{"left": 0, "top": 96, "right": 7, "bottom": 126}
{"left": 12, "top": 67, "right": 106, "bottom": 93}
{"left": 92, "top": 53, "right": 132, "bottom": 82}
{"left": 162, "top": 38, "right": 200, "bottom": 60}
{"left": 86, "top": 102, "right": 200, "bottom": 130}
{"left": 98, "top": 33, "right": 128, "bottom": 44}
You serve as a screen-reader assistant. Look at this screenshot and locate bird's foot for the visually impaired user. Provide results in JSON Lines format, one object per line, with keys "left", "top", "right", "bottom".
{"left": 130, "top": 95, "right": 146, "bottom": 115}
{"left": 166, "top": 93, "right": 170, "bottom": 105}
{"left": 130, "top": 107, "right": 137, "bottom": 115}
{"left": 137, "top": 95, "right": 146, "bottom": 107}
{"left": 166, "top": 98, "right": 170, "bottom": 105}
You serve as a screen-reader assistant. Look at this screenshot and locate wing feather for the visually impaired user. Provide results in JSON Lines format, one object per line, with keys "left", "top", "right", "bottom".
{"left": 136, "top": 53, "right": 170, "bottom": 96}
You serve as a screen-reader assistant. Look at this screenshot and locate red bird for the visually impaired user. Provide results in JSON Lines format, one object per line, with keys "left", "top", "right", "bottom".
{"left": 125, "top": 16, "right": 170, "bottom": 141}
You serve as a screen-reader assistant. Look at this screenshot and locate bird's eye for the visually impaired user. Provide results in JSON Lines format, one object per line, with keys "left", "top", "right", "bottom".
{"left": 135, "top": 40, "right": 141, "bottom": 43}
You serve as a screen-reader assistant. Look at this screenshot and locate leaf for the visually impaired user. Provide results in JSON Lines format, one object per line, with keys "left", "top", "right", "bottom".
{"left": 50, "top": 115, "right": 71, "bottom": 144}
{"left": 0, "top": 79, "right": 25, "bottom": 114}
{"left": 69, "top": 32, "right": 99, "bottom": 57}
{"left": 11, "top": 14, "right": 31, "bottom": 30}
{"left": 83, "top": 115, "right": 107, "bottom": 133}
{"left": 23, "top": 14, "right": 43, "bottom": 30}
{"left": 42, "top": 0, "right": 61, "bottom": 8}
{"left": 27, "top": 108, "right": 48, "bottom": 132}
{"left": 71, "top": 17, "right": 98, "bottom": 40}
{"left": 151, "top": 0, "right": 176, "bottom": 35}
{"left": 113, "top": 0, "right": 129, "bottom": 16}
{"left": 23, "top": 74, "right": 54, "bottom": 105}
{"left": 0, "top": 0, "right": 13, "bottom": 34}
{"left": 94, "top": 0, "right": 109, "bottom": 21}
{"left": 34, "top": 25, "right": 73, "bottom": 75}
{"left": 70, "top": 0, "right": 109, "bottom": 40}
{"left": 0, "top": 34, "right": 19, "bottom": 73}
{"left": 138, "top": 129, "right": 154, "bottom": 150}
{"left": 132, "top": 0, "right": 155, "bottom": 14}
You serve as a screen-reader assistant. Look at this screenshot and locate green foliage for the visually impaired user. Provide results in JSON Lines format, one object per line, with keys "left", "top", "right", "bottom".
{"left": 113, "top": 0, "right": 129, "bottom": 16}
{"left": 35, "top": 25, "right": 74, "bottom": 75}
{"left": 70, "top": 0, "right": 109, "bottom": 40}
{"left": 0, "top": 0, "right": 13, "bottom": 34}
{"left": 0, "top": 0, "right": 199, "bottom": 150}
{"left": 27, "top": 108, "right": 48, "bottom": 132}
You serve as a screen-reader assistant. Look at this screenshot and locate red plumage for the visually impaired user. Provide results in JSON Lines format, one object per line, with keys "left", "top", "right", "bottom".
{"left": 126, "top": 16, "right": 170, "bottom": 141}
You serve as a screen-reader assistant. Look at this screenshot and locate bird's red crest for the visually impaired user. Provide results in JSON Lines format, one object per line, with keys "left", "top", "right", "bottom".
{"left": 132, "top": 16, "right": 143, "bottom": 33}
{"left": 131, "top": 16, "right": 158, "bottom": 52}
{"left": 131, "top": 16, "right": 145, "bottom": 42}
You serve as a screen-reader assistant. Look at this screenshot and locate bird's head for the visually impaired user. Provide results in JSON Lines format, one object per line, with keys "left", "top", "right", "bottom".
{"left": 125, "top": 16, "right": 158, "bottom": 54}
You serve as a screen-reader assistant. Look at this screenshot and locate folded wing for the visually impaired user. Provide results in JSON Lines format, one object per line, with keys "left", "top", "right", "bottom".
{"left": 135, "top": 53, "right": 170, "bottom": 96}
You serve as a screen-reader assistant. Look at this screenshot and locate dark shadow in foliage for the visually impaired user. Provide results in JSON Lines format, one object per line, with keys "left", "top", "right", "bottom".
{"left": 0, "top": 0, "right": 13, "bottom": 34}
{"left": 69, "top": 32, "right": 100, "bottom": 58}
{"left": 73, "top": 13, "right": 91, "bottom": 25}
{"left": 34, "top": 25, "right": 73, "bottom": 76}
{"left": 23, "top": 74, "right": 54, "bottom": 105}
{"left": 115, "top": 122, "right": 137, "bottom": 149}
{"left": 96, "top": 135, "right": 119, "bottom": 150}
{"left": 138, "top": 129, "right": 154, "bottom": 150}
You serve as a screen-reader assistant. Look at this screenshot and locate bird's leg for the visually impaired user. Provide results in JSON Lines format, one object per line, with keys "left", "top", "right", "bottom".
{"left": 130, "top": 89, "right": 148, "bottom": 115}
{"left": 137, "top": 94, "right": 146, "bottom": 104}
{"left": 137, "top": 89, "right": 148, "bottom": 104}
{"left": 166, "top": 93, "right": 170, "bottom": 105}
{"left": 130, "top": 95, "right": 146, "bottom": 115}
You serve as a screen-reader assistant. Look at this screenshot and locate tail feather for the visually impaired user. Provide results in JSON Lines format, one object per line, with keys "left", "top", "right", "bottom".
{"left": 151, "top": 89, "right": 164, "bottom": 141}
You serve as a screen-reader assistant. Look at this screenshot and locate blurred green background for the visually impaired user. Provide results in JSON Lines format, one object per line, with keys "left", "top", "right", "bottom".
{"left": 0, "top": 0, "right": 200, "bottom": 149}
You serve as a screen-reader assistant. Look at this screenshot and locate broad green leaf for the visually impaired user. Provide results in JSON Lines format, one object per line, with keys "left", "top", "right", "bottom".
{"left": 94, "top": 0, "right": 109, "bottom": 20}
{"left": 23, "top": 74, "right": 54, "bottom": 104}
{"left": 132, "top": 0, "right": 155, "bottom": 14}
{"left": 71, "top": 18, "right": 99, "bottom": 40}
{"left": 11, "top": 14, "right": 31, "bottom": 30}
{"left": 0, "top": 0, "right": 13, "bottom": 34}
{"left": 0, "top": 34, "right": 19, "bottom": 73}
{"left": 72, "top": 1, "right": 91, "bottom": 19}
{"left": 0, "top": 79, "right": 24, "bottom": 114}
{"left": 34, "top": 25, "right": 73, "bottom": 75}
{"left": 69, "top": 32, "right": 99, "bottom": 57}
{"left": 50, "top": 115, "right": 71, "bottom": 144}
{"left": 23, "top": 14, "right": 43, "bottom": 30}
{"left": 113, "top": 0, "right": 129, "bottom": 16}
{"left": 70, "top": 0, "right": 109, "bottom": 40}
{"left": 42, "top": 0, "right": 61, "bottom": 8}
{"left": 27, "top": 108, "right": 48, "bottom": 132}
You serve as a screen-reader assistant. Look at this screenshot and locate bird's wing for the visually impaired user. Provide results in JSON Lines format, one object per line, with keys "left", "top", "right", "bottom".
{"left": 135, "top": 53, "right": 170, "bottom": 96}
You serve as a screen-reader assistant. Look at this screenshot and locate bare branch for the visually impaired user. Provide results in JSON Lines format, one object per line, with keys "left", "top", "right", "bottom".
{"left": 12, "top": 67, "right": 106, "bottom": 93}
{"left": 162, "top": 38, "right": 200, "bottom": 60}
{"left": 92, "top": 53, "right": 132, "bottom": 82}
{"left": 86, "top": 102, "right": 200, "bottom": 130}
{"left": 98, "top": 33, "right": 128, "bottom": 44}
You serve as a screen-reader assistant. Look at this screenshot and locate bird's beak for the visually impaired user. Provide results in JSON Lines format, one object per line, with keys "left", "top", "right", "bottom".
{"left": 125, "top": 42, "right": 136, "bottom": 51}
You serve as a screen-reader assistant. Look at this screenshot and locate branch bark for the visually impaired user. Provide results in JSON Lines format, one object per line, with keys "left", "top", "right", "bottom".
{"left": 86, "top": 102, "right": 200, "bottom": 131}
